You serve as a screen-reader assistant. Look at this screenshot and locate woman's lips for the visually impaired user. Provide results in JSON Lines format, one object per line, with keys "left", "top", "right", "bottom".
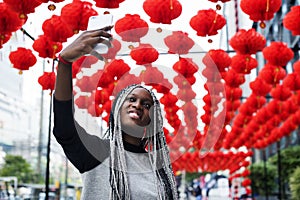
{"left": 129, "top": 112, "right": 139, "bottom": 119}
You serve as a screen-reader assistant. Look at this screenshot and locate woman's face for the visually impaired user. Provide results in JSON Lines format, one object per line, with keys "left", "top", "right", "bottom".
{"left": 120, "top": 87, "right": 154, "bottom": 138}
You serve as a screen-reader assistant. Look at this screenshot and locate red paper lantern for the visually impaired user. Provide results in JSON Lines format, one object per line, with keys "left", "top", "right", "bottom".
{"left": 0, "top": 33, "right": 12, "bottom": 49}
{"left": 0, "top": 3, "right": 24, "bottom": 33}
{"left": 42, "top": 15, "right": 74, "bottom": 43}
{"left": 115, "top": 14, "right": 149, "bottom": 42}
{"left": 202, "top": 49, "right": 231, "bottom": 72}
{"left": 104, "top": 59, "right": 131, "bottom": 80}
{"left": 172, "top": 57, "right": 198, "bottom": 78}
{"left": 140, "top": 66, "right": 164, "bottom": 85}
{"left": 229, "top": 28, "right": 266, "bottom": 54}
{"left": 101, "top": 38, "right": 122, "bottom": 60}
{"left": 160, "top": 93, "right": 178, "bottom": 106}
{"left": 130, "top": 43, "right": 159, "bottom": 65}
{"left": 32, "top": 35, "right": 62, "bottom": 59}
{"left": 223, "top": 70, "right": 245, "bottom": 88}
{"left": 73, "top": 55, "right": 98, "bottom": 69}
{"left": 152, "top": 78, "right": 172, "bottom": 94}
{"left": 164, "top": 31, "right": 194, "bottom": 54}
{"left": 241, "top": 178, "right": 251, "bottom": 187}
{"left": 258, "top": 63, "right": 287, "bottom": 85}
{"left": 283, "top": 5, "right": 300, "bottom": 36}
{"left": 283, "top": 72, "right": 300, "bottom": 91}
{"left": 9, "top": 47, "right": 37, "bottom": 74}
{"left": 38, "top": 71, "right": 56, "bottom": 91}
{"left": 61, "top": 1, "right": 98, "bottom": 33}
{"left": 262, "top": 42, "right": 294, "bottom": 67}
{"left": 177, "top": 88, "right": 196, "bottom": 102}
{"left": 240, "top": 0, "right": 282, "bottom": 28}
{"left": 4, "top": 0, "right": 42, "bottom": 19}
{"left": 190, "top": 9, "right": 226, "bottom": 37}
{"left": 250, "top": 77, "right": 272, "bottom": 96}
{"left": 226, "top": 86, "right": 242, "bottom": 101}
{"left": 76, "top": 75, "right": 97, "bottom": 93}
{"left": 293, "top": 60, "right": 300, "bottom": 74}
{"left": 143, "top": 0, "right": 182, "bottom": 24}
{"left": 270, "top": 85, "right": 292, "bottom": 101}
{"left": 231, "top": 54, "right": 258, "bottom": 74}
{"left": 94, "top": 0, "right": 125, "bottom": 8}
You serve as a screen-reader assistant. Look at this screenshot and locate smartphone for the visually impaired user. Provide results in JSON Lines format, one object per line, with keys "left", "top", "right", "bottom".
{"left": 87, "top": 14, "right": 114, "bottom": 54}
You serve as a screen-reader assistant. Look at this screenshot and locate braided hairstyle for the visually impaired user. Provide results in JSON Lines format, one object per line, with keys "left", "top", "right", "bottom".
{"left": 105, "top": 84, "right": 178, "bottom": 199}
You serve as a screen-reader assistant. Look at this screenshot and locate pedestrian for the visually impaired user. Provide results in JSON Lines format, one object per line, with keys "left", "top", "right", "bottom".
{"left": 53, "top": 26, "right": 178, "bottom": 199}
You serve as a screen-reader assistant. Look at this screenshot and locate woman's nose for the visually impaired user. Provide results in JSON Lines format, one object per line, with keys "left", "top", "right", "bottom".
{"left": 132, "top": 100, "right": 142, "bottom": 109}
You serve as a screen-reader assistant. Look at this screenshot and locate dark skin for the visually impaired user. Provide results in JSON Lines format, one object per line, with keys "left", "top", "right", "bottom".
{"left": 120, "top": 88, "right": 154, "bottom": 146}
{"left": 54, "top": 26, "right": 153, "bottom": 146}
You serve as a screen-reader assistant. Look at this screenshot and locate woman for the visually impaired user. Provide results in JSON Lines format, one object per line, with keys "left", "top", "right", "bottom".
{"left": 53, "top": 26, "right": 178, "bottom": 199}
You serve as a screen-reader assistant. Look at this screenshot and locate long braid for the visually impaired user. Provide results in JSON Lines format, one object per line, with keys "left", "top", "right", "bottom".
{"left": 107, "top": 84, "right": 178, "bottom": 199}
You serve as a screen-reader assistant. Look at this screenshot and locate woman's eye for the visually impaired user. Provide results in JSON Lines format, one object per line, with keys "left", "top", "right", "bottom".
{"left": 129, "top": 97, "right": 135, "bottom": 102}
{"left": 144, "top": 103, "right": 151, "bottom": 109}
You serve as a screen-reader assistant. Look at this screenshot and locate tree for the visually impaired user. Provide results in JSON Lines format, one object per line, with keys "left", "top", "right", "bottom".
{"left": 268, "top": 145, "right": 300, "bottom": 183}
{"left": 0, "top": 154, "right": 35, "bottom": 183}
{"left": 249, "top": 162, "right": 277, "bottom": 196}
{"left": 290, "top": 166, "right": 300, "bottom": 200}
{"left": 268, "top": 145, "right": 300, "bottom": 198}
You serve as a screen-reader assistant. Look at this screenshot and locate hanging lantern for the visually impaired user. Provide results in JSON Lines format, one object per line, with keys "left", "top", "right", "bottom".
{"left": 293, "top": 60, "right": 300, "bottom": 74}
{"left": 262, "top": 41, "right": 294, "bottom": 67}
{"left": 190, "top": 9, "right": 226, "bottom": 37}
{"left": 223, "top": 69, "right": 246, "bottom": 88}
{"left": 229, "top": 28, "right": 266, "bottom": 54}
{"left": 172, "top": 57, "right": 198, "bottom": 78}
{"left": 152, "top": 78, "right": 172, "bottom": 94}
{"left": 115, "top": 14, "right": 149, "bottom": 42}
{"left": 73, "top": 55, "right": 98, "bottom": 70}
{"left": 283, "top": 72, "right": 300, "bottom": 91}
{"left": 32, "top": 35, "right": 62, "bottom": 59}
{"left": 9, "top": 47, "right": 37, "bottom": 74}
{"left": 258, "top": 63, "right": 287, "bottom": 86}
{"left": 164, "top": 31, "right": 194, "bottom": 54}
{"left": 94, "top": 0, "right": 125, "bottom": 8}
{"left": 177, "top": 88, "right": 196, "bottom": 102}
{"left": 101, "top": 38, "right": 122, "bottom": 60}
{"left": 61, "top": 1, "right": 98, "bottom": 33}
{"left": 250, "top": 77, "right": 272, "bottom": 96}
{"left": 270, "top": 85, "right": 292, "bottom": 101}
{"left": 231, "top": 54, "right": 258, "bottom": 74}
{"left": 130, "top": 43, "right": 159, "bottom": 65}
{"left": 76, "top": 75, "right": 97, "bottom": 93}
{"left": 42, "top": 15, "right": 74, "bottom": 42}
{"left": 240, "top": 0, "right": 282, "bottom": 28}
{"left": 4, "top": 0, "right": 42, "bottom": 19}
{"left": 0, "top": 33, "right": 12, "bottom": 49}
{"left": 283, "top": 5, "right": 300, "bottom": 36}
{"left": 94, "top": 88, "right": 111, "bottom": 105}
{"left": 160, "top": 93, "right": 178, "bottom": 106}
{"left": 143, "top": 0, "right": 182, "bottom": 24}
{"left": 140, "top": 66, "right": 164, "bottom": 85}
{"left": 202, "top": 49, "right": 231, "bottom": 72}
{"left": 0, "top": 3, "right": 24, "bottom": 34}
{"left": 38, "top": 71, "right": 56, "bottom": 91}
{"left": 226, "top": 86, "right": 243, "bottom": 101}
{"left": 104, "top": 59, "right": 130, "bottom": 80}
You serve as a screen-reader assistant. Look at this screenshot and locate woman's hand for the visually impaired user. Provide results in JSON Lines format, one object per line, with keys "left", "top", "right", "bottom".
{"left": 59, "top": 26, "right": 113, "bottom": 62}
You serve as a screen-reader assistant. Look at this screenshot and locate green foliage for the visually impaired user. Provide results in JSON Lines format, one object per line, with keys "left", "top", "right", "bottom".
{"left": 268, "top": 145, "right": 300, "bottom": 183}
{"left": 249, "top": 162, "right": 277, "bottom": 196}
{"left": 0, "top": 154, "right": 35, "bottom": 183}
{"left": 290, "top": 167, "right": 300, "bottom": 200}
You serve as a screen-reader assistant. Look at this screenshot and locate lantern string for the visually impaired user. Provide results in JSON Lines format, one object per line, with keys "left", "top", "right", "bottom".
{"left": 20, "top": 27, "right": 35, "bottom": 41}
{"left": 234, "top": 0, "right": 239, "bottom": 32}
